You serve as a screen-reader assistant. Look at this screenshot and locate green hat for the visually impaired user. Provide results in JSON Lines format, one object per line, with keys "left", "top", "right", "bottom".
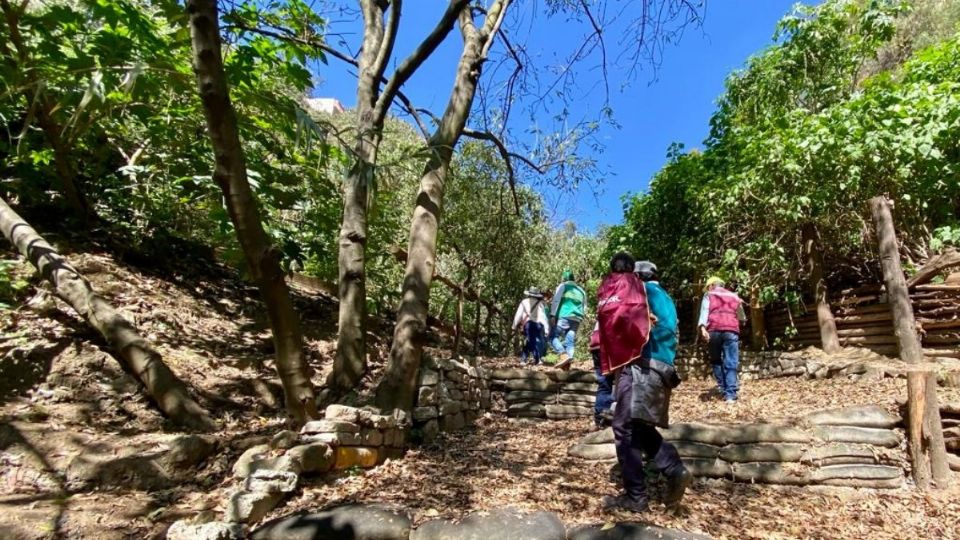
{"left": 705, "top": 276, "right": 724, "bottom": 290}
{"left": 562, "top": 269, "right": 574, "bottom": 281}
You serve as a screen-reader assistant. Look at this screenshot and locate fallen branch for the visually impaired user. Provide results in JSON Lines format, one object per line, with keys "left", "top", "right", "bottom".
{"left": 0, "top": 198, "right": 215, "bottom": 431}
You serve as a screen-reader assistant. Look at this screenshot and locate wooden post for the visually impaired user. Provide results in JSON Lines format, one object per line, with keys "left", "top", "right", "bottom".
{"left": 923, "top": 371, "right": 951, "bottom": 487}
{"left": 906, "top": 370, "right": 953, "bottom": 489}
{"left": 749, "top": 287, "right": 767, "bottom": 350}
{"left": 907, "top": 371, "right": 932, "bottom": 489}
{"left": 869, "top": 196, "right": 924, "bottom": 363}
{"left": 803, "top": 223, "right": 841, "bottom": 354}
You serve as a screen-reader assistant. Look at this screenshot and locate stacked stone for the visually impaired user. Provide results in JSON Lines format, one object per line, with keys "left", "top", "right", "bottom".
{"left": 178, "top": 405, "right": 409, "bottom": 535}
{"left": 943, "top": 402, "right": 960, "bottom": 472}
{"left": 568, "top": 405, "right": 908, "bottom": 489}
{"left": 674, "top": 346, "right": 787, "bottom": 380}
{"left": 489, "top": 368, "right": 599, "bottom": 420}
{"left": 412, "top": 357, "right": 492, "bottom": 441}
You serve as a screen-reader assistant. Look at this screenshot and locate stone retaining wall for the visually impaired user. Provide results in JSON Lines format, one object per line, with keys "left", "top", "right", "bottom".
{"left": 568, "top": 405, "right": 908, "bottom": 489}
{"left": 411, "top": 357, "right": 493, "bottom": 441}
{"left": 489, "top": 368, "right": 599, "bottom": 420}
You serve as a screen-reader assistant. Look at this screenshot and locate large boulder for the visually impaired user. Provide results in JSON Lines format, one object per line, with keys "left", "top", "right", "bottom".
{"left": 411, "top": 508, "right": 565, "bottom": 540}
{"left": 250, "top": 505, "right": 412, "bottom": 540}
{"left": 225, "top": 489, "right": 284, "bottom": 524}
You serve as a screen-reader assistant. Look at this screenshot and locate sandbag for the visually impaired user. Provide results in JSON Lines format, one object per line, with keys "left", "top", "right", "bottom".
{"left": 673, "top": 441, "right": 721, "bottom": 459}
{"left": 810, "top": 464, "right": 902, "bottom": 482}
{"left": 725, "top": 424, "right": 809, "bottom": 444}
{"left": 504, "top": 391, "right": 557, "bottom": 403}
{"left": 731, "top": 462, "right": 810, "bottom": 485}
{"left": 719, "top": 443, "right": 805, "bottom": 463}
{"left": 582, "top": 428, "right": 615, "bottom": 445}
{"left": 813, "top": 426, "right": 901, "bottom": 448}
{"left": 567, "top": 443, "right": 616, "bottom": 461}
{"left": 802, "top": 405, "right": 900, "bottom": 429}
{"left": 681, "top": 458, "right": 731, "bottom": 478}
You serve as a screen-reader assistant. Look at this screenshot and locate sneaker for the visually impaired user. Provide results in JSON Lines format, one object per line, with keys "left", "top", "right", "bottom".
{"left": 662, "top": 468, "right": 693, "bottom": 508}
{"left": 601, "top": 493, "right": 648, "bottom": 513}
{"left": 555, "top": 353, "right": 573, "bottom": 370}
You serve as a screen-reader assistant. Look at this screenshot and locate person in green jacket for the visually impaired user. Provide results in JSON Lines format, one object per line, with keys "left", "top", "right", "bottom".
{"left": 550, "top": 269, "right": 587, "bottom": 369}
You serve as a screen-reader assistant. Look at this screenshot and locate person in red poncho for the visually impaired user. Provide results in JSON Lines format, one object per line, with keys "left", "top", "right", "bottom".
{"left": 597, "top": 252, "right": 691, "bottom": 514}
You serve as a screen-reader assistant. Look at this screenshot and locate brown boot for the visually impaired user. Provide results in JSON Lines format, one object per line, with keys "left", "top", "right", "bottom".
{"left": 555, "top": 352, "right": 572, "bottom": 370}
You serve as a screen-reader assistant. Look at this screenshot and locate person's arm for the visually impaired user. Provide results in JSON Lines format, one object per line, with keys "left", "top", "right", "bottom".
{"left": 736, "top": 302, "right": 747, "bottom": 322}
{"left": 698, "top": 294, "right": 710, "bottom": 340}
{"left": 539, "top": 304, "right": 550, "bottom": 334}
{"left": 550, "top": 284, "right": 564, "bottom": 318}
{"left": 580, "top": 285, "right": 588, "bottom": 316}
{"left": 513, "top": 302, "right": 525, "bottom": 330}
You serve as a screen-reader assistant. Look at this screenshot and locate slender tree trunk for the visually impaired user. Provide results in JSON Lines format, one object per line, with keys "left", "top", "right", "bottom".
{"left": 186, "top": 0, "right": 316, "bottom": 424}
{"left": 472, "top": 301, "right": 482, "bottom": 355}
{"left": 802, "top": 223, "right": 840, "bottom": 353}
{"left": 453, "top": 284, "right": 465, "bottom": 355}
{"left": 0, "top": 198, "right": 213, "bottom": 430}
{"left": 1, "top": 0, "right": 89, "bottom": 219}
{"left": 377, "top": 2, "right": 507, "bottom": 411}
{"left": 869, "top": 196, "right": 923, "bottom": 364}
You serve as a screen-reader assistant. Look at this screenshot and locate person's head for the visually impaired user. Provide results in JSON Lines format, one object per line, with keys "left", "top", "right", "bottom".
{"left": 561, "top": 269, "right": 575, "bottom": 282}
{"left": 609, "top": 252, "right": 636, "bottom": 274}
{"left": 634, "top": 260, "right": 657, "bottom": 281}
{"left": 705, "top": 276, "right": 724, "bottom": 291}
{"left": 525, "top": 287, "right": 543, "bottom": 299}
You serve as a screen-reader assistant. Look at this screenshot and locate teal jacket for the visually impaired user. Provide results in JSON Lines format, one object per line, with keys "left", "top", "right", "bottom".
{"left": 551, "top": 281, "right": 587, "bottom": 321}
{"left": 644, "top": 281, "right": 678, "bottom": 365}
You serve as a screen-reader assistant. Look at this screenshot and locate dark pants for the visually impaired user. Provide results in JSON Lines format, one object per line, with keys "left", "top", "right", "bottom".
{"left": 592, "top": 349, "right": 613, "bottom": 426}
{"left": 612, "top": 367, "right": 685, "bottom": 502}
{"left": 708, "top": 331, "right": 740, "bottom": 400}
{"left": 521, "top": 321, "right": 545, "bottom": 364}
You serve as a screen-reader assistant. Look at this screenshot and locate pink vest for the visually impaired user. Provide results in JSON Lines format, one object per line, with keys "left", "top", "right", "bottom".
{"left": 707, "top": 287, "right": 742, "bottom": 333}
{"left": 597, "top": 273, "right": 651, "bottom": 375}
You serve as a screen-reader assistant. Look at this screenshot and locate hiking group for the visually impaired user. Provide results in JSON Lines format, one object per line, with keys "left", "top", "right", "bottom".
{"left": 512, "top": 254, "right": 746, "bottom": 513}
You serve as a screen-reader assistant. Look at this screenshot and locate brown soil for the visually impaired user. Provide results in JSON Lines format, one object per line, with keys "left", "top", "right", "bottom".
{"left": 1, "top": 247, "right": 958, "bottom": 539}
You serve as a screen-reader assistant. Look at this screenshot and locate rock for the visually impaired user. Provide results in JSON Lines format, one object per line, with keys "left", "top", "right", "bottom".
{"left": 225, "top": 489, "right": 284, "bottom": 523}
{"left": 442, "top": 412, "right": 466, "bottom": 431}
{"left": 303, "top": 432, "right": 362, "bottom": 446}
{"left": 673, "top": 441, "right": 721, "bottom": 459}
{"left": 167, "top": 520, "right": 243, "bottom": 540}
{"left": 560, "top": 382, "right": 598, "bottom": 394}
{"left": 504, "top": 390, "right": 557, "bottom": 403}
{"left": 421, "top": 419, "right": 440, "bottom": 442}
{"left": 582, "top": 428, "right": 614, "bottom": 445}
{"left": 325, "top": 404, "right": 361, "bottom": 423}
{"left": 245, "top": 468, "right": 299, "bottom": 493}
{"left": 250, "top": 504, "right": 412, "bottom": 540}
{"left": 361, "top": 428, "right": 384, "bottom": 446}
{"left": 464, "top": 410, "right": 478, "bottom": 424}
{"left": 418, "top": 386, "right": 438, "bottom": 406}
{"left": 233, "top": 444, "right": 272, "bottom": 479}
{"left": 368, "top": 413, "right": 398, "bottom": 429}
{"left": 813, "top": 426, "right": 901, "bottom": 447}
{"left": 719, "top": 443, "right": 805, "bottom": 463}
{"left": 248, "top": 454, "right": 303, "bottom": 477}
{"left": 411, "top": 508, "right": 565, "bottom": 540}
{"left": 507, "top": 403, "right": 546, "bottom": 417}
{"left": 546, "top": 404, "right": 592, "bottom": 419}
{"left": 490, "top": 368, "right": 532, "bottom": 380}
{"left": 568, "top": 443, "right": 616, "bottom": 461}
{"left": 334, "top": 446, "right": 378, "bottom": 469}
{"left": 505, "top": 378, "right": 559, "bottom": 393}
{"left": 568, "top": 522, "right": 712, "bottom": 540}
{"left": 439, "top": 400, "right": 462, "bottom": 416}
{"left": 802, "top": 405, "right": 900, "bottom": 429}
{"left": 287, "top": 443, "right": 335, "bottom": 474}
{"left": 163, "top": 434, "right": 216, "bottom": 469}
{"left": 419, "top": 369, "right": 440, "bottom": 386}
{"left": 413, "top": 406, "right": 439, "bottom": 421}
{"left": 270, "top": 430, "right": 299, "bottom": 450}
{"left": 302, "top": 420, "right": 361, "bottom": 434}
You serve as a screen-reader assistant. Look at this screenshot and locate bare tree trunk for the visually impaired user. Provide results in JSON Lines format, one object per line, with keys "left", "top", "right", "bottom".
{"left": 749, "top": 286, "right": 767, "bottom": 350}
{"left": 453, "top": 285, "right": 465, "bottom": 355}
{"left": 472, "top": 301, "right": 482, "bottom": 355}
{"left": 0, "top": 198, "right": 214, "bottom": 430}
{"left": 377, "top": 1, "right": 508, "bottom": 411}
{"left": 906, "top": 370, "right": 952, "bottom": 489}
{"left": 869, "top": 196, "right": 924, "bottom": 364}
{"left": 186, "top": 0, "right": 316, "bottom": 424}
{"left": 802, "top": 224, "right": 840, "bottom": 354}
{"left": 1, "top": 0, "right": 89, "bottom": 219}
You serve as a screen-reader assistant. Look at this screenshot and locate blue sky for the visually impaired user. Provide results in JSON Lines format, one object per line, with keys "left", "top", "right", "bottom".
{"left": 314, "top": 1, "right": 804, "bottom": 232}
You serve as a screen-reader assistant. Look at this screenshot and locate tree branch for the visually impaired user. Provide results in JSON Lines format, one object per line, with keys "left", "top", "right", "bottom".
{"left": 373, "top": 0, "right": 470, "bottom": 122}
{"left": 462, "top": 128, "right": 526, "bottom": 215}
{"left": 371, "top": 0, "right": 401, "bottom": 87}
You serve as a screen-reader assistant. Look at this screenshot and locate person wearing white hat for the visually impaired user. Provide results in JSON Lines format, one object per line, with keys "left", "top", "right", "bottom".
{"left": 512, "top": 287, "right": 550, "bottom": 365}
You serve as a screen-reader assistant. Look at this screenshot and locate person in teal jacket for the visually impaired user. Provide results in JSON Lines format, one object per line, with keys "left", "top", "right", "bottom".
{"left": 634, "top": 261, "right": 678, "bottom": 365}
{"left": 550, "top": 269, "right": 587, "bottom": 369}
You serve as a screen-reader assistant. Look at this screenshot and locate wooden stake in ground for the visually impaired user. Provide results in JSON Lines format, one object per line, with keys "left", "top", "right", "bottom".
{"left": 803, "top": 223, "right": 840, "bottom": 354}
{"left": 0, "top": 198, "right": 214, "bottom": 431}
{"left": 868, "top": 196, "right": 923, "bottom": 363}
{"left": 906, "top": 371, "right": 952, "bottom": 489}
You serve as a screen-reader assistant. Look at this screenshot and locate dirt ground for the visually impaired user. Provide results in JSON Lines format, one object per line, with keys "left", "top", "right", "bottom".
{"left": 2, "top": 248, "right": 959, "bottom": 539}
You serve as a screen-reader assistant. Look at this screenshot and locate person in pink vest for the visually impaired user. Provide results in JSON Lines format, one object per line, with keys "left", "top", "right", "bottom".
{"left": 698, "top": 276, "right": 746, "bottom": 402}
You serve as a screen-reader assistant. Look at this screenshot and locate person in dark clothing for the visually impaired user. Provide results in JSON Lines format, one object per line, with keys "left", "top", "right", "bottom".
{"left": 589, "top": 323, "right": 613, "bottom": 428}
{"left": 597, "top": 252, "right": 692, "bottom": 514}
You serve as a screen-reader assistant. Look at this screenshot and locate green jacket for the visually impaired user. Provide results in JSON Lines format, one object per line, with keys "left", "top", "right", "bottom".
{"left": 551, "top": 281, "right": 587, "bottom": 321}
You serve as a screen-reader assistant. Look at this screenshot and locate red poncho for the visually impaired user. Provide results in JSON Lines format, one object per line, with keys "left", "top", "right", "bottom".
{"left": 597, "top": 272, "right": 652, "bottom": 375}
